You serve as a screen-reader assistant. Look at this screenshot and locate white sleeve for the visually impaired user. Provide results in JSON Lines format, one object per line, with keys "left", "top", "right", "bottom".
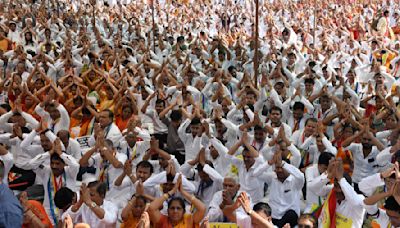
{"left": 358, "top": 173, "right": 385, "bottom": 197}
{"left": 339, "top": 177, "right": 365, "bottom": 206}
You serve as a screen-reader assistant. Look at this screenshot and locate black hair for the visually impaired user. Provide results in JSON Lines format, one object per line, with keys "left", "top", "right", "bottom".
{"left": 168, "top": 197, "right": 186, "bottom": 213}
{"left": 54, "top": 187, "right": 75, "bottom": 210}
{"left": 103, "top": 109, "right": 114, "bottom": 121}
{"left": 304, "top": 78, "right": 315, "bottom": 85}
{"left": 253, "top": 202, "right": 271, "bottom": 216}
{"left": 305, "top": 117, "right": 318, "bottom": 126}
{"left": 166, "top": 174, "right": 175, "bottom": 182}
{"left": 177, "top": 36, "right": 185, "bottom": 43}
{"left": 51, "top": 153, "right": 65, "bottom": 164}
{"left": 270, "top": 106, "right": 282, "bottom": 115}
{"left": 384, "top": 196, "right": 400, "bottom": 212}
{"left": 132, "top": 195, "right": 147, "bottom": 204}
{"left": 287, "top": 52, "right": 296, "bottom": 58}
{"left": 170, "top": 110, "right": 182, "bottom": 122}
{"left": 191, "top": 117, "right": 201, "bottom": 125}
{"left": 293, "top": 102, "right": 305, "bottom": 111}
{"left": 136, "top": 160, "right": 154, "bottom": 174}
{"left": 254, "top": 125, "right": 264, "bottom": 132}
{"left": 318, "top": 152, "right": 335, "bottom": 166}
{"left": 342, "top": 172, "right": 352, "bottom": 185}
{"left": 156, "top": 99, "right": 165, "bottom": 106}
{"left": 197, "top": 161, "right": 214, "bottom": 172}
{"left": 0, "top": 104, "right": 11, "bottom": 112}
{"left": 88, "top": 181, "right": 107, "bottom": 198}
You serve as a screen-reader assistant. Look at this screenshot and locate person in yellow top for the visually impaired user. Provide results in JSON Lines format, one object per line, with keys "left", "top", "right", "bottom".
{"left": 373, "top": 49, "right": 397, "bottom": 70}
{"left": 148, "top": 175, "right": 206, "bottom": 228}
{"left": 121, "top": 195, "right": 147, "bottom": 228}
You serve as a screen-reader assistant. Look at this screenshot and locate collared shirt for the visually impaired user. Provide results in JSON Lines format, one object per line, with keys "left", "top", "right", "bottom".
{"left": 0, "top": 152, "right": 13, "bottom": 184}
{"left": 88, "top": 123, "right": 123, "bottom": 148}
{"left": 34, "top": 104, "right": 70, "bottom": 134}
{"left": 177, "top": 119, "right": 203, "bottom": 161}
{"left": 66, "top": 200, "right": 118, "bottom": 228}
{"left": 207, "top": 190, "right": 250, "bottom": 222}
{"left": 180, "top": 163, "right": 224, "bottom": 208}
{"left": 28, "top": 153, "right": 80, "bottom": 225}
{"left": 304, "top": 165, "right": 333, "bottom": 213}
{"left": 318, "top": 178, "right": 366, "bottom": 228}
{"left": 19, "top": 130, "right": 58, "bottom": 169}
{"left": 345, "top": 143, "right": 381, "bottom": 183}
{"left": 118, "top": 140, "right": 150, "bottom": 168}
{"left": 253, "top": 161, "right": 304, "bottom": 219}
{"left": 225, "top": 154, "right": 266, "bottom": 203}
{"left": 301, "top": 136, "right": 337, "bottom": 165}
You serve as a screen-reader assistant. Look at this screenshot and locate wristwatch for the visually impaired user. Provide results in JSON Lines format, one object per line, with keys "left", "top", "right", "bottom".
{"left": 247, "top": 209, "right": 253, "bottom": 216}
{"left": 90, "top": 202, "right": 97, "bottom": 209}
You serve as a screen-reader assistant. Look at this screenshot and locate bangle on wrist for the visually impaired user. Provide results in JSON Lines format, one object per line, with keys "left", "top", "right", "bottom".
{"left": 247, "top": 209, "right": 253, "bottom": 215}
{"left": 163, "top": 193, "right": 169, "bottom": 200}
{"left": 190, "top": 195, "right": 196, "bottom": 202}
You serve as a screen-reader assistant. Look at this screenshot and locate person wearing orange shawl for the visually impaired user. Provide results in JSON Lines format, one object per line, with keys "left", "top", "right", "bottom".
{"left": 148, "top": 175, "right": 206, "bottom": 228}
{"left": 0, "top": 30, "right": 13, "bottom": 52}
{"left": 120, "top": 195, "right": 147, "bottom": 228}
{"left": 70, "top": 101, "right": 98, "bottom": 138}
{"left": 114, "top": 92, "right": 138, "bottom": 132}
{"left": 315, "top": 159, "right": 365, "bottom": 228}
{"left": 19, "top": 191, "right": 53, "bottom": 228}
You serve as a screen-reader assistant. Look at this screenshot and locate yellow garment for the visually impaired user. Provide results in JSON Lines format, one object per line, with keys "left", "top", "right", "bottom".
{"left": 335, "top": 212, "right": 353, "bottom": 228}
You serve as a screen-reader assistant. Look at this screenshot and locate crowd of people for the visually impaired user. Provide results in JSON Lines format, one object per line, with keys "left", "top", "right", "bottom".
{"left": 0, "top": 0, "right": 400, "bottom": 227}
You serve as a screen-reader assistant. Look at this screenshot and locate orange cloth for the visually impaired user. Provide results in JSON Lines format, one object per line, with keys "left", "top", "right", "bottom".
{"left": 0, "top": 38, "right": 12, "bottom": 52}
{"left": 22, "top": 200, "right": 53, "bottom": 228}
{"left": 120, "top": 214, "right": 140, "bottom": 228}
{"left": 116, "top": 115, "right": 130, "bottom": 131}
{"left": 157, "top": 214, "right": 199, "bottom": 228}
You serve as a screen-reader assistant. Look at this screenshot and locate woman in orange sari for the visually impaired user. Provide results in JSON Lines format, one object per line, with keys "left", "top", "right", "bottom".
{"left": 148, "top": 175, "right": 206, "bottom": 228}
{"left": 120, "top": 195, "right": 147, "bottom": 228}
{"left": 19, "top": 191, "right": 53, "bottom": 228}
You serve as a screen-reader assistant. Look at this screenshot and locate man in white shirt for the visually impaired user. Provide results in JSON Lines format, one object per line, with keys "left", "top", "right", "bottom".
{"left": 342, "top": 126, "right": 385, "bottom": 193}
{"left": 178, "top": 116, "right": 203, "bottom": 161}
{"left": 0, "top": 144, "right": 13, "bottom": 185}
{"left": 28, "top": 138, "right": 79, "bottom": 226}
{"left": 207, "top": 173, "right": 242, "bottom": 222}
{"left": 66, "top": 181, "right": 118, "bottom": 228}
{"left": 304, "top": 152, "right": 335, "bottom": 213}
{"left": 253, "top": 150, "right": 304, "bottom": 227}
{"left": 225, "top": 133, "right": 267, "bottom": 204}
{"left": 222, "top": 193, "right": 275, "bottom": 228}
{"left": 118, "top": 130, "right": 150, "bottom": 168}
{"left": 79, "top": 138, "right": 126, "bottom": 204}
{"left": 34, "top": 101, "right": 70, "bottom": 134}
{"left": 88, "top": 110, "right": 122, "bottom": 148}
{"left": 317, "top": 159, "right": 365, "bottom": 228}
{"left": 180, "top": 148, "right": 224, "bottom": 208}
{"left": 57, "top": 130, "right": 82, "bottom": 160}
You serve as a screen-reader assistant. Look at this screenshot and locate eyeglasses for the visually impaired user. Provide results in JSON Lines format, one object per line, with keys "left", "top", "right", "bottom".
{"left": 298, "top": 225, "right": 312, "bottom": 228}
